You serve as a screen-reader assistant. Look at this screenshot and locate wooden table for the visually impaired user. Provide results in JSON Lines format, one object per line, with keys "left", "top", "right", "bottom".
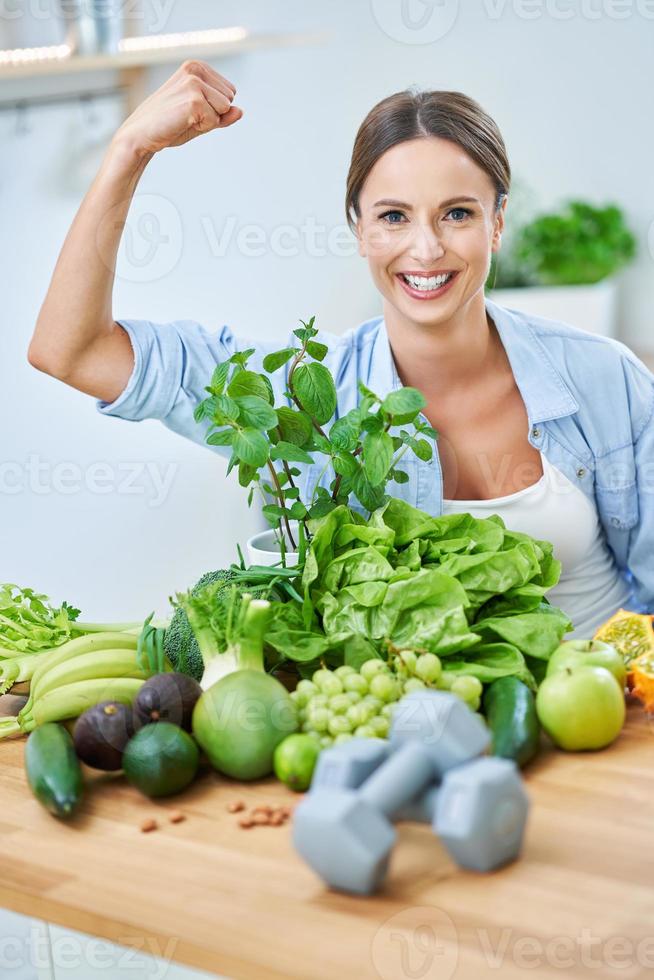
{"left": 0, "top": 701, "right": 652, "bottom": 980}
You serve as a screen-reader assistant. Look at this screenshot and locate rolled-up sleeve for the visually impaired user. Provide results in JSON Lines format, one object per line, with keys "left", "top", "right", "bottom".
{"left": 96, "top": 318, "right": 245, "bottom": 454}
{"left": 97, "top": 318, "right": 237, "bottom": 422}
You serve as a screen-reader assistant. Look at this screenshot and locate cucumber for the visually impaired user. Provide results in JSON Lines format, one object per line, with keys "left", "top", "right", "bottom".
{"left": 24, "top": 723, "right": 84, "bottom": 819}
{"left": 483, "top": 676, "right": 540, "bottom": 768}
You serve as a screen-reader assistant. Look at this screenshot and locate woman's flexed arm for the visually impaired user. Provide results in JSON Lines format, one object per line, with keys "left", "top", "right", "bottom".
{"left": 28, "top": 61, "right": 243, "bottom": 403}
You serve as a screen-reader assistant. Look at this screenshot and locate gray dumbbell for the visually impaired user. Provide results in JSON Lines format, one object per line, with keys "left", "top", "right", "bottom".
{"left": 395, "top": 757, "right": 528, "bottom": 871}
{"left": 309, "top": 734, "right": 529, "bottom": 874}
{"left": 293, "top": 690, "right": 491, "bottom": 894}
{"left": 309, "top": 736, "right": 390, "bottom": 790}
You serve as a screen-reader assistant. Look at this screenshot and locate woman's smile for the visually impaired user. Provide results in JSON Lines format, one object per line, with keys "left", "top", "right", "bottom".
{"left": 395, "top": 269, "right": 460, "bottom": 301}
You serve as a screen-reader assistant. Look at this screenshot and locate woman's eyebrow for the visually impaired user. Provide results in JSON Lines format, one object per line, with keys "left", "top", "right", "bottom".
{"left": 372, "top": 196, "right": 480, "bottom": 208}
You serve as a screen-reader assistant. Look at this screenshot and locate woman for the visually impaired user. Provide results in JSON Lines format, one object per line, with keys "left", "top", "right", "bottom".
{"left": 28, "top": 60, "right": 653, "bottom": 638}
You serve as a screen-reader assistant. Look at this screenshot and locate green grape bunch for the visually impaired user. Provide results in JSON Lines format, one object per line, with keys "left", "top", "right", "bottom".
{"left": 290, "top": 654, "right": 484, "bottom": 750}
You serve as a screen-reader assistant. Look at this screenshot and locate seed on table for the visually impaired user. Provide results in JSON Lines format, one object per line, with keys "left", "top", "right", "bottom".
{"left": 252, "top": 812, "right": 270, "bottom": 825}
{"left": 252, "top": 805, "right": 273, "bottom": 816}
{"left": 238, "top": 817, "right": 254, "bottom": 829}
{"left": 227, "top": 801, "right": 245, "bottom": 813}
{"left": 140, "top": 818, "right": 157, "bottom": 833}
{"left": 169, "top": 811, "right": 185, "bottom": 824}
{"left": 269, "top": 813, "right": 285, "bottom": 826}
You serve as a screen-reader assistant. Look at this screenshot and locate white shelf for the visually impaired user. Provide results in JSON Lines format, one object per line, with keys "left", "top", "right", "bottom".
{"left": 0, "top": 29, "right": 326, "bottom": 80}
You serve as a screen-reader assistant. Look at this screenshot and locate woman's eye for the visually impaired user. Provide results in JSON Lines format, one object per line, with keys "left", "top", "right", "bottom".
{"left": 379, "top": 210, "right": 406, "bottom": 224}
{"left": 446, "top": 207, "right": 472, "bottom": 222}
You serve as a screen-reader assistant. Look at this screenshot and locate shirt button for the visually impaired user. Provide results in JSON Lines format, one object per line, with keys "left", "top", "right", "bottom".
{"left": 576, "top": 467, "right": 586, "bottom": 478}
{"left": 532, "top": 426, "right": 541, "bottom": 439}
{"left": 611, "top": 516, "right": 621, "bottom": 527}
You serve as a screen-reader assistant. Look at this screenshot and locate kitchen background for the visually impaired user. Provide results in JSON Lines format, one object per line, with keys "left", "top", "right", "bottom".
{"left": 2, "top": 1, "right": 653, "bottom": 627}
{"left": 1, "top": 2, "right": 653, "bottom": 978}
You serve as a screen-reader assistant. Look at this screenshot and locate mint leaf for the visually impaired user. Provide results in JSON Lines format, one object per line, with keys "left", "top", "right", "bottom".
{"left": 352, "top": 468, "right": 387, "bottom": 512}
{"left": 206, "top": 428, "right": 234, "bottom": 446}
{"left": 270, "top": 441, "right": 314, "bottom": 465}
{"left": 360, "top": 415, "right": 384, "bottom": 434}
{"left": 408, "top": 437, "right": 433, "bottom": 462}
{"left": 306, "top": 340, "right": 328, "bottom": 362}
{"left": 229, "top": 348, "right": 256, "bottom": 368}
{"left": 276, "top": 406, "right": 313, "bottom": 446}
{"left": 293, "top": 362, "right": 337, "bottom": 424}
{"left": 308, "top": 499, "right": 335, "bottom": 519}
{"left": 238, "top": 462, "right": 257, "bottom": 487}
{"left": 210, "top": 361, "right": 230, "bottom": 394}
{"left": 329, "top": 416, "right": 358, "bottom": 452}
{"left": 233, "top": 395, "right": 278, "bottom": 429}
{"left": 382, "top": 387, "right": 426, "bottom": 417}
{"left": 212, "top": 394, "right": 239, "bottom": 422}
{"left": 363, "top": 430, "right": 394, "bottom": 485}
{"left": 228, "top": 370, "right": 273, "bottom": 403}
{"left": 233, "top": 428, "right": 270, "bottom": 467}
{"left": 262, "top": 503, "right": 286, "bottom": 521}
{"left": 333, "top": 453, "right": 359, "bottom": 479}
{"left": 263, "top": 348, "right": 297, "bottom": 372}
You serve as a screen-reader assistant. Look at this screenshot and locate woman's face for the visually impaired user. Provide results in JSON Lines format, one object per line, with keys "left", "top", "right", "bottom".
{"left": 355, "top": 136, "right": 506, "bottom": 326}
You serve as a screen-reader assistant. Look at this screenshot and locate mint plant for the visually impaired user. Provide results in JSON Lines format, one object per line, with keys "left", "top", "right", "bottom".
{"left": 194, "top": 317, "right": 437, "bottom": 555}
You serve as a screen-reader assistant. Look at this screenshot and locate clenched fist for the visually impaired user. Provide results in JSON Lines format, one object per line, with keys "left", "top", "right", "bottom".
{"left": 114, "top": 60, "right": 243, "bottom": 156}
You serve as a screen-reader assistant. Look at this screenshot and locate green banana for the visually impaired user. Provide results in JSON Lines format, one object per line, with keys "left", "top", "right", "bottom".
{"left": 21, "top": 632, "right": 137, "bottom": 720}
{"left": 32, "top": 649, "right": 149, "bottom": 702}
{"left": 27, "top": 677, "right": 145, "bottom": 731}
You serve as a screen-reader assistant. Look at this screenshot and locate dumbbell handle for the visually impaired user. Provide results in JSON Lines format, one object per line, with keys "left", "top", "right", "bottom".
{"left": 393, "top": 784, "right": 439, "bottom": 824}
{"left": 358, "top": 741, "right": 437, "bottom": 817}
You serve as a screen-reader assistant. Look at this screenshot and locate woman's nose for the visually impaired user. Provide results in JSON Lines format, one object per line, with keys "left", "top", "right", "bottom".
{"left": 406, "top": 224, "right": 446, "bottom": 263}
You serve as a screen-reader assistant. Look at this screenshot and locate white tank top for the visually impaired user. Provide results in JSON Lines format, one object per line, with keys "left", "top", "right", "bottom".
{"left": 442, "top": 452, "right": 633, "bottom": 638}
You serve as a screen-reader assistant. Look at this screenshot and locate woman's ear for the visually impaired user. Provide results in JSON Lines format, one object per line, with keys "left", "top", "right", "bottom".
{"left": 491, "top": 195, "right": 507, "bottom": 254}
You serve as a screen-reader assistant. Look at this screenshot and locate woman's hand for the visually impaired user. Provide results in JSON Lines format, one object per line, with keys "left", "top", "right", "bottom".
{"left": 113, "top": 59, "right": 243, "bottom": 157}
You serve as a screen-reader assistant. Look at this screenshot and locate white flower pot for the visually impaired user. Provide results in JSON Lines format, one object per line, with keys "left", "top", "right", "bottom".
{"left": 489, "top": 279, "right": 619, "bottom": 338}
{"left": 246, "top": 525, "right": 300, "bottom": 567}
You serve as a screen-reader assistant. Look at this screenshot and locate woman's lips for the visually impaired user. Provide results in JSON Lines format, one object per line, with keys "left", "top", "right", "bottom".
{"left": 396, "top": 271, "right": 459, "bottom": 301}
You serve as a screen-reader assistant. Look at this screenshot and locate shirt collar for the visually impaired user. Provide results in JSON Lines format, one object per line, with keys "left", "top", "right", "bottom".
{"left": 371, "top": 296, "right": 580, "bottom": 426}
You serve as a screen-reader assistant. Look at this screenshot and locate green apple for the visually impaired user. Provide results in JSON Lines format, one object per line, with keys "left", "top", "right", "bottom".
{"left": 546, "top": 639, "right": 626, "bottom": 689}
{"left": 536, "top": 665, "right": 625, "bottom": 752}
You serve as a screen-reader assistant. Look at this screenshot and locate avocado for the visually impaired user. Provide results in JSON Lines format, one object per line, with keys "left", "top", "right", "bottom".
{"left": 133, "top": 672, "right": 202, "bottom": 732}
{"left": 122, "top": 722, "right": 199, "bottom": 798}
{"left": 73, "top": 700, "right": 135, "bottom": 771}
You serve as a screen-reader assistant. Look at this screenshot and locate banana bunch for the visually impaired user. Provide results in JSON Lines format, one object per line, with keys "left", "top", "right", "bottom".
{"left": 0, "top": 622, "right": 170, "bottom": 739}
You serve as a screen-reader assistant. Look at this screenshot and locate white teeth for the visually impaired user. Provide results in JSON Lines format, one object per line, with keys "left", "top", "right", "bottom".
{"left": 402, "top": 273, "right": 452, "bottom": 290}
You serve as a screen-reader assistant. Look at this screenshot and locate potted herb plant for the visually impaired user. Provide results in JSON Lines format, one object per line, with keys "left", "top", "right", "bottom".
{"left": 487, "top": 200, "right": 637, "bottom": 338}
{"left": 193, "top": 317, "right": 436, "bottom": 567}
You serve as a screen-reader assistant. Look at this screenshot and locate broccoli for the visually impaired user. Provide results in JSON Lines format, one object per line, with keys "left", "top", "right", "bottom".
{"left": 165, "top": 567, "right": 292, "bottom": 681}
{"left": 164, "top": 570, "right": 236, "bottom": 680}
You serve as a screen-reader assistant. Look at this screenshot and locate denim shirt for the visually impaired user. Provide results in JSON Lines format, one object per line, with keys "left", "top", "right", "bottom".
{"left": 99, "top": 296, "right": 654, "bottom": 614}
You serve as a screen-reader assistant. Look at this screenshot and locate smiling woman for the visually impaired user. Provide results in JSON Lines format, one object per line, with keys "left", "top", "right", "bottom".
{"left": 27, "top": 63, "right": 654, "bottom": 637}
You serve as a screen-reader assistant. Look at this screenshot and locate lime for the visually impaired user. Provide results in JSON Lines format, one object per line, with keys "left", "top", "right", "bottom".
{"left": 122, "top": 722, "right": 199, "bottom": 798}
{"left": 273, "top": 734, "right": 320, "bottom": 792}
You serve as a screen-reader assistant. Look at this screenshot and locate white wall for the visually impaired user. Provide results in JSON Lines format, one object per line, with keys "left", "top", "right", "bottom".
{"left": 2, "top": 0, "right": 653, "bottom": 620}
